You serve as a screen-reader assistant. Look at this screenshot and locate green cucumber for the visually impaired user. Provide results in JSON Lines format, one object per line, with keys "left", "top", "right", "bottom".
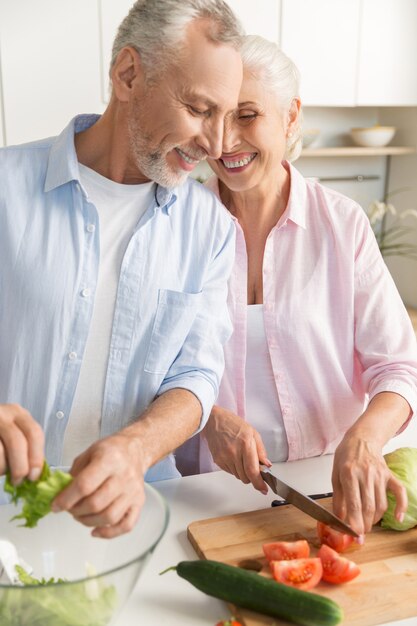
{"left": 161, "top": 560, "right": 343, "bottom": 626}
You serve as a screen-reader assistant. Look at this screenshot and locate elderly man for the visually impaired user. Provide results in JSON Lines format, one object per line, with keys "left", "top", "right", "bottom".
{"left": 0, "top": 0, "right": 243, "bottom": 537}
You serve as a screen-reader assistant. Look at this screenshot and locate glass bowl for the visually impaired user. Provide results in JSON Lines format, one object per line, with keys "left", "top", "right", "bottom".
{"left": 0, "top": 483, "right": 169, "bottom": 625}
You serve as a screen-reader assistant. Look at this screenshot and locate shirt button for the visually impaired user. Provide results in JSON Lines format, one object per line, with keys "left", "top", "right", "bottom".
{"left": 68, "top": 351, "right": 77, "bottom": 360}
{"left": 56, "top": 411, "right": 65, "bottom": 420}
{"left": 86, "top": 223, "right": 95, "bottom": 233}
{"left": 81, "top": 288, "right": 91, "bottom": 298}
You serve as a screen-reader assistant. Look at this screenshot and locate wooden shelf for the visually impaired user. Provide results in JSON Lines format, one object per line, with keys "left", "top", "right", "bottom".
{"left": 300, "top": 146, "right": 416, "bottom": 157}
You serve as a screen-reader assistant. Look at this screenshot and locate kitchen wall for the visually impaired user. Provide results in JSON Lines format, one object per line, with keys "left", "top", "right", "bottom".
{"left": 0, "top": 0, "right": 416, "bottom": 306}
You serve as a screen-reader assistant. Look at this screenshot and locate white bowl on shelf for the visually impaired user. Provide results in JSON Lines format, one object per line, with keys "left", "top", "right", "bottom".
{"left": 350, "top": 126, "right": 396, "bottom": 147}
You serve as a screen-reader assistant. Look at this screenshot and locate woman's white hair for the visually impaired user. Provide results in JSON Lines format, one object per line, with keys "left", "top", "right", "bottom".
{"left": 111, "top": 0, "right": 243, "bottom": 79}
{"left": 241, "top": 35, "right": 303, "bottom": 162}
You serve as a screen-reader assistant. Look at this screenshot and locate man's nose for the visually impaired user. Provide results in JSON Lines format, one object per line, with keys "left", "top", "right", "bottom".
{"left": 201, "top": 118, "right": 224, "bottom": 160}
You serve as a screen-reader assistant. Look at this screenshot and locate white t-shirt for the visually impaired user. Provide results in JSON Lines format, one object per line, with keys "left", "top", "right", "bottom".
{"left": 245, "top": 304, "right": 289, "bottom": 462}
{"left": 61, "top": 164, "right": 155, "bottom": 466}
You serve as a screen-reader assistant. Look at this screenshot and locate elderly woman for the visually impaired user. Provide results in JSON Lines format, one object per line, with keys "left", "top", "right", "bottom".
{"left": 176, "top": 35, "right": 417, "bottom": 537}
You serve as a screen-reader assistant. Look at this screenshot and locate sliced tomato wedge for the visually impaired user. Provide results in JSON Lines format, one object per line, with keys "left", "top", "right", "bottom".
{"left": 270, "top": 557, "right": 323, "bottom": 590}
{"left": 318, "top": 544, "right": 360, "bottom": 584}
{"left": 317, "top": 521, "right": 355, "bottom": 553}
{"left": 263, "top": 539, "right": 310, "bottom": 562}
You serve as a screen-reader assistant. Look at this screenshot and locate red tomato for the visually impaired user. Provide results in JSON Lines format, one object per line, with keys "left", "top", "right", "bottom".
{"left": 263, "top": 539, "right": 310, "bottom": 562}
{"left": 215, "top": 619, "right": 242, "bottom": 626}
{"left": 318, "top": 544, "right": 360, "bottom": 584}
{"left": 317, "top": 522, "right": 354, "bottom": 553}
{"left": 270, "top": 557, "right": 323, "bottom": 590}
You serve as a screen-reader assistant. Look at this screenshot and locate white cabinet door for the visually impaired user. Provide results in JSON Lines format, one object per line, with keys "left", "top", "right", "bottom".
{"left": 225, "top": 0, "right": 281, "bottom": 42}
{"left": 281, "top": 0, "right": 361, "bottom": 106}
{"left": 357, "top": 0, "right": 417, "bottom": 106}
{"left": 0, "top": 0, "right": 103, "bottom": 146}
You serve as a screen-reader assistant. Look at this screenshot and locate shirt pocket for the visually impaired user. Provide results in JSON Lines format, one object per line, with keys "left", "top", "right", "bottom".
{"left": 144, "top": 288, "right": 202, "bottom": 375}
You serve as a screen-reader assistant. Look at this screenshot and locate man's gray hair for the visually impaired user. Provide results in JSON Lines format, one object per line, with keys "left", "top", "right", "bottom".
{"left": 241, "top": 35, "right": 303, "bottom": 162}
{"left": 111, "top": 0, "right": 244, "bottom": 77}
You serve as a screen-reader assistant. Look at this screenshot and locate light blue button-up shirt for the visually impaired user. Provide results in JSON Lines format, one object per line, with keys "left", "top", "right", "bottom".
{"left": 0, "top": 114, "right": 235, "bottom": 482}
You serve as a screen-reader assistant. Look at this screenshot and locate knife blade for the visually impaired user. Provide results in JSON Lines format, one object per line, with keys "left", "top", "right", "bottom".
{"left": 260, "top": 467, "right": 359, "bottom": 537}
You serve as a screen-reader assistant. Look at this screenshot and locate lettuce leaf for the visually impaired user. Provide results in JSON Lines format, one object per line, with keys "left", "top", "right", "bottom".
{"left": 0, "top": 565, "right": 117, "bottom": 626}
{"left": 382, "top": 446, "right": 417, "bottom": 531}
{"left": 4, "top": 462, "right": 72, "bottom": 527}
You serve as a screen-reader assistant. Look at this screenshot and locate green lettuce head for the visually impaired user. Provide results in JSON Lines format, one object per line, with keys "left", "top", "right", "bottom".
{"left": 382, "top": 447, "right": 417, "bottom": 531}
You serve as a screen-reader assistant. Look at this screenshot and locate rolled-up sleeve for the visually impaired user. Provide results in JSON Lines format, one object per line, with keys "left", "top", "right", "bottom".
{"left": 354, "top": 215, "right": 417, "bottom": 419}
{"left": 158, "top": 217, "right": 235, "bottom": 430}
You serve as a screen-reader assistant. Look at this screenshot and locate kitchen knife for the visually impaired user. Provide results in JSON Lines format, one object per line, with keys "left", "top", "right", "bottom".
{"left": 260, "top": 467, "right": 359, "bottom": 537}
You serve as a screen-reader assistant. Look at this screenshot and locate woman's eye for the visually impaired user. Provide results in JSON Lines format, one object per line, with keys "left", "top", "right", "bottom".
{"left": 238, "top": 111, "right": 257, "bottom": 121}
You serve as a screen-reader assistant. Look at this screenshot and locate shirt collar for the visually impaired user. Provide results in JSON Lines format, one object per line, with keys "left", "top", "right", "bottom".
{"left": 284, "top": 161, "right": 307, "bottom": 230}
{"left": 44, "top": 113, "right": 177, "bottom": 213}
{"left": 44, "top": 114, "right": 100, "bottom": 192}
{"left": 205, "top": 162, "right": 307, "bottom": 229}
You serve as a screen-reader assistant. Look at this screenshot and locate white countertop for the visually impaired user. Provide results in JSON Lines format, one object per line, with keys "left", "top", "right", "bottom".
{"left": 114, "top": 453, "right": 417, "bottom": 626}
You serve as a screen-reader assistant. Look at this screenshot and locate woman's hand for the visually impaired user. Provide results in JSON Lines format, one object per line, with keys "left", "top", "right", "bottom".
{"left": 332, "top": 393, "right": 410, "bottom": 536}
{"left": 202, "top": 406, "right": 271, "bottom": 494}
{"left": 332, "top": 433, "right": 407, "bottom": 536}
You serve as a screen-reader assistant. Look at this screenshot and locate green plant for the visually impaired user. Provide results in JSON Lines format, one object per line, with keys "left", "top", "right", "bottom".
{"left": 368, "top": 189, "right": 417, "bottom": 260}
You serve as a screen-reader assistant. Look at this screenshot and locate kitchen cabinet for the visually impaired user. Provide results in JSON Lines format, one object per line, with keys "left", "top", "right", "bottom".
{"left": 225, "top": 0, "right": 280, "bottom": 43}
{"left": 281, "top": 0, "right": 417, "bottom": 107}
{"left": 0, "top": 0, "right": 103, "bottom": 146}
{"left": 280, "top": 0, "right": 361, "bottom": 106}
{"left": 357, "top": 0, "right": 417, "bottom": 106}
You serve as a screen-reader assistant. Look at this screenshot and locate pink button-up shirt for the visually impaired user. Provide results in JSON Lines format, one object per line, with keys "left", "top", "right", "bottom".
{"left": 197, "top": 163, "right": 417, "bottom": 471}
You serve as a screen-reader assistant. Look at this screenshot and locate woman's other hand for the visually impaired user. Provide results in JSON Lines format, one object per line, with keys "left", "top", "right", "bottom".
{"left": 332, "top": 434, "right": 407, "bottom": 536}
{"left": 202, "top": 406, "right": 271, "bottom": 494}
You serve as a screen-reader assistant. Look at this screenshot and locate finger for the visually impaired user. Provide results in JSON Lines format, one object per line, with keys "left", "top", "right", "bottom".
{"left": 335, "top": 475, "right": 365, "bottom": 536}
{"left": 234, "top": 450, "right": 251, "bottom": 485}
{"left": 255, "top": 433, "right": 272, "bottom": 468}
{"left": 244, "top": 436, "right": 268, "bottom": 494}
{"left": 331, "top": 474, "right": 347, "bottom": 521}
{"left": 373, "top": 479, "right": 388, "bottom": 525}
{"left": 387, "top": 474, "right": 408, "bottom": 524}
{"left": 69, "top": 476, "right": 117, "bottom": 517}
{"left": 0, "top": 442, "right": 7, "bottom": 475}
{"left": 53, "top": 457, "right": 111, "bottom": 511}
{"left": 74, "top": 493, "right": 130, "bottom": 528}
{"left": 92, "top": 505, "right": 141, "bottom": 539}
{"left": 359, "top": 478, "right": 376, "bottom": 533}
{"left": 0, "top": 426, "right": 29, "bottom": 484}
{"left": 14, "top": 414, "right": 44, "bottom": 480}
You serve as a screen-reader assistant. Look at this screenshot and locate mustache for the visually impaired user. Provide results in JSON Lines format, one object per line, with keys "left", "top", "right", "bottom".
{"left": 177, "top": 146, "right": 207, "bottom": 161}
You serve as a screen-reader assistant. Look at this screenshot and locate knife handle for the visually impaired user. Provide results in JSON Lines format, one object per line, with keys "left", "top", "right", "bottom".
{"left": 271, "top": 492, "right": 333, "bottom": 507}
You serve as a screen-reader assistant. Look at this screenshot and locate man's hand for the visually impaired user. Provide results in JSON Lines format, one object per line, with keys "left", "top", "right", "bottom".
{"left": 0, "top": 403, "right": 44, "bottom": 483}
{"left": 203, "top": 406, "right": 271, "bottom": 494}
{"left": 52, "top": 432, "right": 146, "bottom": 539}
{"left": 332, "top": 434, "right": 407, "bottom": 536}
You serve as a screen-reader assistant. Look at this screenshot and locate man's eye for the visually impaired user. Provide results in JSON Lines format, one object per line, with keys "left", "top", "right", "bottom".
{"left": 188, "top": 105, "right": 210, "bottom": 116}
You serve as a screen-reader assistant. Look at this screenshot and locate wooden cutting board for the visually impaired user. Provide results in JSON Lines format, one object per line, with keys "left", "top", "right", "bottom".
{"left": 187, "top": 498, "right": 417, "bottom": 626}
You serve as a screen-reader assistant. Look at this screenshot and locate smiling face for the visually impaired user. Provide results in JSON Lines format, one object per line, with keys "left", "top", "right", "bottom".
{"left": 126, "top": 20, "right": 242, "bottom": 188}
{"left": 208, "top": 69, "right": 299, "bottom": 194}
